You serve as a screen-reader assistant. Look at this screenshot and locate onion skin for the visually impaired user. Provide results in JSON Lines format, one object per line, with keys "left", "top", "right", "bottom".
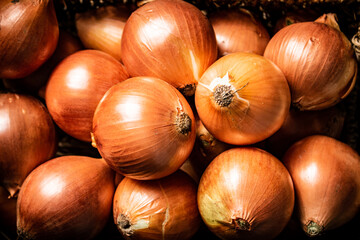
{"left": 0, "top": 186, "right": 17, "bottom": 239}
{"left": 0, "top": 0, "right": 59, "bottom": 79}
{"left": 198, "top": 147, "right": 295, "bottom": 240}
{"left": 208, "top": 8, "right": 270, "bottom": 56}
{"left": 121, "top": 0, "right": 218, "bottom": 96}
{"left": 113, "top": 170, "right": 201, "bottom": 240}
{"left": 195, "top": 52, "right": 291, "bottom": 145}
{"left": 264, "top": 13, "right": 357, "bottom": 111}
{"left": 283, "top": 135, "right": 360, "bottom": 237}
{"left": 0, "top": 93, "right": 57, "bottom": 197}
{"left": 17, "top": 156, "right": 115, "bottom": 240}
{"left": 92, "top": 77, "right": 196, "bottom": 180}
{"left": 45, "top": 49, "right": 129, "bottom": 142}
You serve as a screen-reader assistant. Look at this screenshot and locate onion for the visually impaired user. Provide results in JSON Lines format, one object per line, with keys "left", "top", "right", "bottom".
{"left": 92, "top": 77, "right": 196, "bottom": 180}
{"left": 0, "top": 93, "right": 57, "bottom": 197}
{"left": 208, "top": 8, "right": 270, "bottom": 56}
{"left": 45, "top": 49, "right": 129, "bottom": 142}
{"left": 17, "top": 156, "right": 115, "bottom": 240}
{"left": 195, "top": 52, "right": 291, "bottom": 145}
{"left": 113, "top": 170, "right": 200, "bottom": 240}
{"left": 198, "top": 147, "right": 295, "bottom": 240}
{"left": 264, "top": 13, "right": 357, "bottom": 111}
{"left": 0, "top": 0, "right": 59, "bottom": 79}
{"left": 75, "top": 5, "right": 131, "bottom": 62}
{"left": 121, "top": 0, "right": 218, "bottom": 96}
{"left": 283, "top": 135, "right": 360, "bottom": 237}
{"left": 0, "top": 186, "right": 17, "bottom": 239}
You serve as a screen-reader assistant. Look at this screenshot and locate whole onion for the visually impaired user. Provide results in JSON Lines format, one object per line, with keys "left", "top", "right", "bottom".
{"left": 264, "top": 13, "right": 357, "bottom": 110}
{"left": 17, "top": 156, "right": 115, "bottom": 240}
{"left": 0, "top": 93, "right": 57, "bottom": 197}
{"left": 113, "top": 170, "right": 200, "bottom": 240}
{"left": 121, "top": 0, "right": 218, "bottom": 96}
{"left": 283, "top": 135, "right": 360, "bottom": 237}
{"left": 198, "top": 147, "right": 295, "bottom": 240}
{"left": 0, "top": 0, "right": 59, "bottom": 79}
{"left": 92, "top": 77, "right": 196, "bottom": 180}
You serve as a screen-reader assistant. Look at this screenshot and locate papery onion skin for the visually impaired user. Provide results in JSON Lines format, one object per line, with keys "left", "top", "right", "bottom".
{"left": 17, "top": 156, "right": 115, "bottom": 240}
{"left": 195, "top": 52, "right": 291, "bottom": 145}
{"left": 283, "top": 135, "right": 360, "bottom": 237}
{"left": 198, "top": 147, "right": 295, "bottom": 240}
{"left": 45, "top": 49, "right": 129, "bottom": 142}
{"left": 264, "top": 14, "right": 357, "bottom": 111}
{"left": 208, "top": 8, "right": 270, "bottom": 56}
{"left": 92, "top": 77, "right": 196, "bottom": 180}
{"left": 0, "top": 93, "right": 57, "bottom": 197}
{"left": 121, "top": 0, "right": 218, "bottom": 96}
{"left": 113, "top": 170, "right": 200, "bottom": 240}
{"left": 0, "top": 0, "right": 59, "bottom": 79}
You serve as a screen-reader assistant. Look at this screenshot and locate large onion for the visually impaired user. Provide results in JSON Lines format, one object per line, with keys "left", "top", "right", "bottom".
{"left": 121, "top": 0, "right": 218, "bottom": 96}
{"left": 264, "top": 13, "right": 357, "bottom": 110}
{"left": 92, "top": 77, "right": 196, "bottom": 180}
{"left": 17, "top": 156, "right": 115, "bottom": 240}
{"left": 195, "top": 52, "right": 291, "bottom": 145}
{"left": 0, "top": 0, "right": 59, "bottom": 79}
{"left": 283, "top": 135, "right": 360, "bottom": 237}
{"left": 113, "top": 170, "right": 200, "bottom": 239}
{"left": 198, "top": 147, "right": 295, "bottom": 240}
{"left": 0, "top": 93, "right": 57, "bottom": 197}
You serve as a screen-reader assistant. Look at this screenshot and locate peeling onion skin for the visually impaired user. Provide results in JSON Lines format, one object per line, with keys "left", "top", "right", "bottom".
{"left": 195, "top": 52, "right": 291, "bottom": 145}
{"left": 264, "top": 14, "right": 357, "bottom": 111}
{"left": 121, "top": 0, "right": 218, "bottom": 96}
{"left": 92, "top": 77, "right": 196, "bottom": 180}
{"left": 113, "top": 170, "right": 201, "bottom": 240}
{"left": 208, "top": 8, "right": 270, "bottom": 57}
{"left": 16, "top": 156, "right": 115, "bottom": 240}
{"left": 0, "top": 93, "right": 57, "bottom": 197}
{"left": 283, "top": 135, "right": 360, "bottom": 237}
{"left": 0, "top": 0, "right": 59, "bottom": 79}
{"left": 198, "top": 147, "right": 295, "bottom": 240}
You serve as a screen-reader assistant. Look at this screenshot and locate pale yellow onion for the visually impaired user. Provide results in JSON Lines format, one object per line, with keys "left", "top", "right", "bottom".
{"left": 195, "top": 52, "right": 291, "bottom": 145}
{"left": 264, "top": 13, "right": 357, "bottom": 110}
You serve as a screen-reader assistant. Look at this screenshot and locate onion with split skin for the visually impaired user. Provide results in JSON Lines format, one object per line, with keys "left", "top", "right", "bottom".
{"left": 283, "top": 135, "right": 360, "bottom": 237}
{"left": 113, "top": 170, "right": 201, "bottom": 240}
{"left": 121, "top": 0, "right": 218, "bottom": 96}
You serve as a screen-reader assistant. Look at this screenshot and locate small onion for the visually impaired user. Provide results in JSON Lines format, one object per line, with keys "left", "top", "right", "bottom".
{"left": 264, "top": 13, "right": 357, "bottom": 110}
{"left": 198, "top": 147, "right": 295, "bottom": 240}
{"left": 113, "top": 170, "right": 201, "bottom": 240}
{"left": 17, "top": 156, "right": 115, "bottom": 240}
{"left": 195, "top": 52, "right": 291, "bottom": 145}
{"left": 0, "top": 0, "right": 59, "bottom": 79}
{"left": 283, "top": 135, "right": 360, "bottom": 237}
{"left": 0, "top": 93, "right": 57, "bottom": 197}
{"left": 75, "top": 5, "right": 131, "bottom": 61}
{"left": 92, "top": 77, "right": 196, "bottom": 180}
{"left": 45, "top": 49, "right": 129, "bottom": 142}
{"left": 121, "top": 0, "right": 218, "bottom": 96}
{"left": 208, "top": 8, "right": 270, "bottom": 56}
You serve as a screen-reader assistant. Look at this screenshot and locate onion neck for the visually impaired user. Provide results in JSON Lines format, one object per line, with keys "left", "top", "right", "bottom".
{"left": 175, "top": 112, "right": 192, "bottom": 135}
{"left": 233, "top": 218, "right": 251, "bottom": 231}
{"left": 305, "top": 221, "right": 324, "bottom": 237}
{"left": 315, "top": 13, "right": 340, "bottom": 31}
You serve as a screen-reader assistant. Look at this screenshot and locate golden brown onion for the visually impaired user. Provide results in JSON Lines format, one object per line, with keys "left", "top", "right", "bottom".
{"left": 195, "top": 52, "right": 291, "bottom": 145}
{"left": 92, "top": 77, "right": 196, "bottom": 180}
{"left": 113, "top": 170, "right": 201, "bottom": 240}
{"left": 283, "top": 135, "right": 360, "bottom": 237}
{"left": 0, "top": 93, "right": 57, "bottom": 197}
{"left": 208, "top": 8, "right": 270, "bottom": 56}
{"left": 121, "top": 0, "right": 218, "bottom": 96}
{"left": 0, "top": 0, "right": 59, "bottom": 79}
{"left": 17, "top": 156, "right": 115, "bottom": 240}
{"left": 264, "top": 13, "right": 357, "bottom": 110}
{"left": 198, "top": 147, "right": 295, "bottom": 240}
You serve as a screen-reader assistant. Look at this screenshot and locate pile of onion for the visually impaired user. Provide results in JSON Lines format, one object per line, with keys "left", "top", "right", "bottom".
{"left": 198, "top": 147, "right": 295, "bottom": 240}
{"left": 283, "top": 135, "right": 360, "bottom": 237}
{"left": 17, "top": 156, "right": 115, "bottom": 240}
{"left": 264, "top": 13, "right": 358, "bottom": 110}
